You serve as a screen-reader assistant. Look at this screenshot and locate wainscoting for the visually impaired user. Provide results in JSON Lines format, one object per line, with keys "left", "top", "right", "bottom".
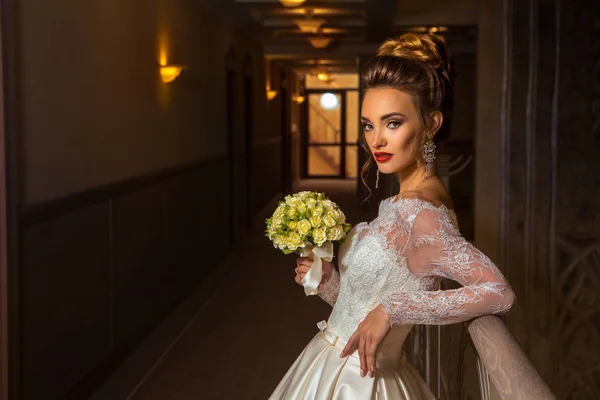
{"left": 17, "top": 158, "right": 229, "bottom": 400}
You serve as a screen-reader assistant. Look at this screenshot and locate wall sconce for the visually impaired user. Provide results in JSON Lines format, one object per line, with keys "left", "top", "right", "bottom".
{"left": 267, "top": 90, "right": 278, "bottom": 100}
{"left": 292, "top": 95, "right": 305, "bottom": 104}
{"left": 160, "top": 65, "right": 186, "bottom": 83}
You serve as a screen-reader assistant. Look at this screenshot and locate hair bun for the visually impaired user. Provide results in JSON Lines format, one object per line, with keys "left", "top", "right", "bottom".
{"left": 377, "top": 33, "right": 453, "bottom": 80}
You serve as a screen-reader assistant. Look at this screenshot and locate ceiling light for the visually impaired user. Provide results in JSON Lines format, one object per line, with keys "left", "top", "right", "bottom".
{"left": 308, "top": 37, "right": 333, "bottom": 49}
{"left": 317, "top": 73, "right": 330, "bottom": 81}
{"left": 280, "top": 0, "right": 306, "bottom": 7}
{"left": 293, "top": 19, "right": 326, "bottom": 34}
{"left": 320, "top": 93, "right": 338, "bottom": 110}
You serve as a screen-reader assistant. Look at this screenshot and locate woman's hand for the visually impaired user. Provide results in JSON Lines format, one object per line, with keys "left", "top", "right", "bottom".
{"left": 295, "top": 257, "right": 333, "bottom": 287}
{"left": 339, "top": 304, "right": 392, "bottom": 378}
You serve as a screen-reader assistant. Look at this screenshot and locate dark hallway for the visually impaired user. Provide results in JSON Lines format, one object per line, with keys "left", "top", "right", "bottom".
{"left": 0, "top": 1, "right": 599, "bottom": 399}
{"left": 92, "top": 180, "right": 362, "bottom": 400}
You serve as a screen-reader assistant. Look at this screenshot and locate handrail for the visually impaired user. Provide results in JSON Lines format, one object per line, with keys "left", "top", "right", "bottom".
{"left": 467, "top": 316, "right": 556, "bottom": 399}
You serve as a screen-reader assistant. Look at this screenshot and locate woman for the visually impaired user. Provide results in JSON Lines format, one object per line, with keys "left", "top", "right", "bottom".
{"left": 269, "top": 33, "right": 516, "bottom": 399}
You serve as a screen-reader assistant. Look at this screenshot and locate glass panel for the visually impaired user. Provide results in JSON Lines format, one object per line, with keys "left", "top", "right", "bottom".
{"left": 308, "top": 145, "right": 340, "bottom": 176}
{"left": 346, "top": 90, "right": 360, "bottom": 144}
{"left": 345, "top": 145, "right": 359, "bottom": 178}
{"left": 308, "top": 93, "right": 342, "bottom": 144}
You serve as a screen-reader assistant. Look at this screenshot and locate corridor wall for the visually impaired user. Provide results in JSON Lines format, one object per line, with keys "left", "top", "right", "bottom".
{"left": 5, "top": 0, "right": 278, "bottom": 398}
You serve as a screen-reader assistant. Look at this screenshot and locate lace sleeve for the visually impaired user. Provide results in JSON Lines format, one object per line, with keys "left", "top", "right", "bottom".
{"left": 381, "top": 208, "right": 515, "bottom": 325}
{"left": 316, "top": 266, "right": 340, "bottom": 307}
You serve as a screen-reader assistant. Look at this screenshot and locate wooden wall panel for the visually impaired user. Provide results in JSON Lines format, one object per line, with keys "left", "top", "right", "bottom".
{"left": 21, "top": 203, "right": 110, "bottom": 400}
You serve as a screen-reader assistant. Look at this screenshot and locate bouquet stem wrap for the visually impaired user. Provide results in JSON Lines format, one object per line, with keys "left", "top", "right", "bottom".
{"left": 299, "top": 241, "right": 333, "bottom": 296}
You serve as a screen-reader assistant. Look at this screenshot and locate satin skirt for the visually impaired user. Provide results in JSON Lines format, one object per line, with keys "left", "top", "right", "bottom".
{"left": 269, "top": 326, "right": 435, "bottom": 400}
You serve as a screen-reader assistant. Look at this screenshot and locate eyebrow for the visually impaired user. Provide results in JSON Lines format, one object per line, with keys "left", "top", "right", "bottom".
{"left": 360, "top": 112, "right": 406, "bottom": 122}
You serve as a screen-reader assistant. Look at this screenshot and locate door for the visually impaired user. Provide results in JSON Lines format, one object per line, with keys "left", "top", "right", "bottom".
{"left": 304, "top": 90, "right": 359, "bottom": 179}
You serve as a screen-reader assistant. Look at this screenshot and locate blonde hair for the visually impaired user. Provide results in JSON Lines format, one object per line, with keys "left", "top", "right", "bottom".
{"left": 359, "top": 33, "right": 455, "bottom": 199}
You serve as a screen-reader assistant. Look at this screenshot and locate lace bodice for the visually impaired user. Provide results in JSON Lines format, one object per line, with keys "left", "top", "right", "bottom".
{"left": 317, "top": 196, "right": 515, "bottom": 343}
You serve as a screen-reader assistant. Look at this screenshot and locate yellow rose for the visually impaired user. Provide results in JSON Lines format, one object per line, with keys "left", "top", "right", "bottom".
{"left": 306, "top": 198, "right": 317, "bottom": 210}
{"left": 288, "top": 221, "right": 298, "bottom": 230}
{"left": 286, "top": 197, "right": 300, "bottom": 209}
{"left": 322, "top": 200, "right": 335, "bottom": 211}
{"left": 297, "top": 191, "right": 310, "bottom": 199}
{"left": 297, "top": 219, "right": 312, "bottom": 235}
{"left": 313, "top": 228, "right": 327, "bottom": 245}
{"left": 327, "top": 225, "right": 344, "bottom": 241}
{"left": 272, "top": 216, "right": 284, "bottom": 228}
{"left": 286, "top": 207, "right": 297, "bottom": 218}
{"left": 288, "top": 233, "right": 303, "bottom": 248}
{"left": 323, "top": 214, "right": 336, "bottom": 228}
{"left": 339, "top": 212, "right": 346, "bottom": 224}
{"left": 309, "top": 215, "right": 322, "bottom": 228}
{"left": 311, "top": 205, "right": 324, "bottom": 217}
{"left": 274, "top": 204, "right": 286, "bottom": 218}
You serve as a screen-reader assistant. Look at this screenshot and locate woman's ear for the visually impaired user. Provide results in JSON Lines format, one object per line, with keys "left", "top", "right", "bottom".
{"left": 429, "top": 111, "right": 444, "bottom": 137}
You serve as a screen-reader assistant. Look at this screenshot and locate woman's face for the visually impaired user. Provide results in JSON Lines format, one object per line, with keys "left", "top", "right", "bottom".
{"left": 360, "top": 87, "right": 426, "bottom": 176}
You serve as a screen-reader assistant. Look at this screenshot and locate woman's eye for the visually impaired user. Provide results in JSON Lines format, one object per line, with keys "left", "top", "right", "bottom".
{"left": 362, "top": 124, "right": 373, "bottom": 132}
{"left": 387, "top": 121, "right": 402, "bottom": 129}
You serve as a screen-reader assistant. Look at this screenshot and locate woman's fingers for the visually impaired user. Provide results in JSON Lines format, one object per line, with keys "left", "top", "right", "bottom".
{"left": 296, "top": 265, "right": 311, "bottom": 274}
{"left": 366, "top": 338, "right": 377, "bottom": 378}
{"left": 359, "top": 337, "right": 367, "bottom": 377}
{"left": 340, "top": 331, "right": 359, "bottom": 358}
{"left": 296, "top": 257, "right": 313, "bottom": 267}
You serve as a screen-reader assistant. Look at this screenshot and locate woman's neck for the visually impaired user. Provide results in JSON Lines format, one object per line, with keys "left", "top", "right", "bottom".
{"left": 395, "top": 160, "right": 438, "bottom": 193}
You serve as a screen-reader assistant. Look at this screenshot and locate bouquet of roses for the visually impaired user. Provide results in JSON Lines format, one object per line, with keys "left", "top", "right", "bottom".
{"left": 265, "top": 191, "right": 351, "bottom": 296}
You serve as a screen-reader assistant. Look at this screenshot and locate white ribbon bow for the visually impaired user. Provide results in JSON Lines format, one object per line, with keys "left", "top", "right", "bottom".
{"left": 298, "top": 241, "right": 334, "bottom": 296}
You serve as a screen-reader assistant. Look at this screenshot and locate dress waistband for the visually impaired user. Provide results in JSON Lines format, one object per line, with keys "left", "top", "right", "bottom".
{"left": 317, "top": 320, "right": 359, "bottom": 359}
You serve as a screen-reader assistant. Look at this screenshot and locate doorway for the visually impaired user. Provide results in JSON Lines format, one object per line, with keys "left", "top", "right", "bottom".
{"left": 303, "top": 89, "right": 359, "bottom": 179}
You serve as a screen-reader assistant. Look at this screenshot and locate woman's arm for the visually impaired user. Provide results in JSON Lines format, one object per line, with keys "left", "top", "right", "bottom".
{"left": 381, "top": 208, "right": 515, "bottom": 325}
{"left": 295, "top": 257, "right": 339, "bottom": 307}
{"left": 316, "top": 266, "right": 340, "bottom": 307}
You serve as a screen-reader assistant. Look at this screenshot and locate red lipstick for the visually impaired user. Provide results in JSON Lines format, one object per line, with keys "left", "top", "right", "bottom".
{"left": 374, "top": 152, "right": 393, "bottom": 163}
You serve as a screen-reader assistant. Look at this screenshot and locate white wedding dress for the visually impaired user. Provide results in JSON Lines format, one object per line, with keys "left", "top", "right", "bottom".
{"left": 269, "top": 196, "right": 515, "bottom": 400}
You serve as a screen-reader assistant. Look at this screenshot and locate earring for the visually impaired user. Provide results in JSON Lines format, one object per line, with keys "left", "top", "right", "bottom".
{"left": 375, "top": 169, "right": 380, "bottom": 189}
{"left": 422, "top": 138, "right": 436, "bottom": 173}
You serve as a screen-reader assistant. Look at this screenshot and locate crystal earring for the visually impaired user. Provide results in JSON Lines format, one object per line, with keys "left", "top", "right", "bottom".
{"left": 422, "top": 138, "right": 436, "bottom": 173}
{"left": 375, "top": 169, "right": 380, "bottom": 189}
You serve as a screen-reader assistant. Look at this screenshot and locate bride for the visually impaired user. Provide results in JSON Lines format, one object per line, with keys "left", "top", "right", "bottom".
{"left": 269, "top": 33, "right": 516, "bottom": 399}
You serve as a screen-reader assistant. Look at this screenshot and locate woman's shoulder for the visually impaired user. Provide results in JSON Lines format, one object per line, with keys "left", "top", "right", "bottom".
{"left": 383, "top": 189, "right": 457, "bottom": 228}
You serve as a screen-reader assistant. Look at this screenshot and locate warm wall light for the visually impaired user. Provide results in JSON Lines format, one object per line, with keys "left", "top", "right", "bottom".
{"left": 280, "top": 0, "right": 306, "bottom": 7}
{"left": 160, "top": 65, "right": 186, "bottom": 83}
{"left": 267, "top": 90, "right": 278, "bottom": 100}
{"left": 292, "top": 95, "right": 305, "bottom": 104}
{"left": 293, "top": 19, "right": 326, "bottom": 34}
{"left": 317, "top": 72, "right": 330, "bottom": 81}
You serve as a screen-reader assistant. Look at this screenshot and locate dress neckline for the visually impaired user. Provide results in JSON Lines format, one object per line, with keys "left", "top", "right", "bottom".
{"left": 381, "top": 195, "right": 456, "bottom": 217}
